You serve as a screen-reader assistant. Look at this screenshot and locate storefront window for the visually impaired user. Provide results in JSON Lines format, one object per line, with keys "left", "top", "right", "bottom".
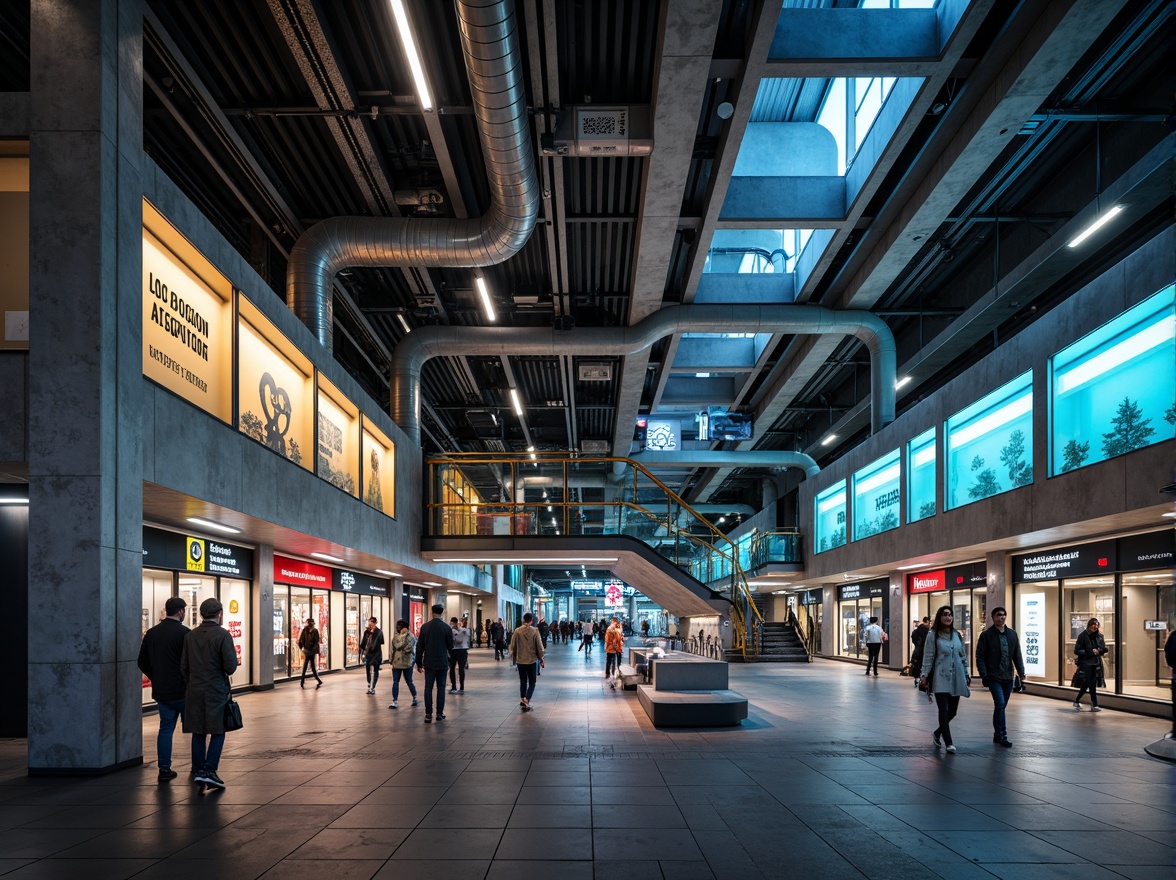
{"left": 177, "top": 576, "right": 217, "bottom": 629}
{"left": 313, "top": 590, "right": 331, "bottom": 670}
{"left": 141, "top": 570, "right": 174, "bottom": 704}
{"left": 945, "top": 371, "right": 1033, "bottom": 510}
{"left": 1014, "top": 581, "right": 1058, "bottom": 683}
{"left": 220, "top": 578, "right": 250, "bottom": 680}
{"left": 345, "top": 594, "right": 361, "bottom": 666}
{"left": 1120, "top": 572, "right": 1175, "bottom": 700}
{"left": 814, "top": 479, "right": 846, "bottom": 553}
{"left": 1063, "top": 576, "right": 1116, "bottom": 687}
{"left": 907, "top": 427, "right": 935, "bottom": 522}
{"left": 291, "top": 587, "right": 311, "bottom": 670}
{"left": 273, "top": 587, "right": 289, "bottom": 680}
{"left": 1049, "top": 284, "right": 1175, "bottom": 476}
{"left": 852, "top": 449, "right": 900, "bottom": 540}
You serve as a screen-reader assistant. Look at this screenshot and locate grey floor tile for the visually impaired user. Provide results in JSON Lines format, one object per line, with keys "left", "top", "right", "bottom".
{"left": 496, "top": 828, "right": 592, "bottom": 859}
{"left": 594, "top": 828, "right": 702, "bottom": 861}
{"left": 51, "top": 828, "right": 218, "bottom": 860}
{"left": 259, "top": 860, "right": 384, "bottom": 880}
{"left": 124, "top": 803, "right": 261, "bottom": 828}
{"left": 329, "top": 802, "right": 432, "bottom": 828}
{"left": 981, "top": 864, "right": 1126, "bottom": 880}
{"left": 659, "top": 863, "right": 717, "bottom": 880}
{"left": 0, "top": 860, "right": 158, "bottom": 880}
{"left": 487, "top": 861, "right": 593, "bottom": 880}
{"left": 516, "top": 785, "right": 590, "bottom": 805}
{"left": 360, "top": 786, "right": 449, "bottom": 806}
{"left": 392, "top": 828, "right": 503, "bottom": 860}
{"left": 878, "top": 803, "right": 1013, "bottom": 831}
{"left": 969, "top": 803, "right": 1106, "bottom": 830}
{"left": 593, "top": 860, "right": 661, "bottom": 880}
{"left": 422, "top": 803, "right": 510, "bottom": 828}
{"left": 508, "top": 804, "right": 591, "bottom": 828}
{"left": 932, "top": 830, "right": 1082, "bottom": 863}
{"left": 591, "top": 803, "right": 683, "bottom": 828}
{"left": 291, "top": 827, "right": 410, "bottom": 859}
{"left": 372, "top": 861, "right": 489, "bottom": 880}
{"left": 1027, "top": 830, "right": 1175, "bottom": 865}
{"left": 592, "top": 786, "right": 675, "bottom": 806}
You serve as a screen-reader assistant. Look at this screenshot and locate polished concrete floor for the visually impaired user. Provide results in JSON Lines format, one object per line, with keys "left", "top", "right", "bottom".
{"left": 1, "top": 641, "right": 1173, "bottom": 879}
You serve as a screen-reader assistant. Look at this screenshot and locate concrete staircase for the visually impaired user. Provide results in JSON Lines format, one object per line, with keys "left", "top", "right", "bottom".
{"left": 727, "top": 621, "right": 810, "bottom": 663}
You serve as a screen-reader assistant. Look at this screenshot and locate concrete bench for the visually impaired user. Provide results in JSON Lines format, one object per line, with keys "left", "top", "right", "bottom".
{"left": 636, "top": 687, "right": 749, "bottom": 727}
{"left": 618, "top": 663, "right": 642, "bottom": 690}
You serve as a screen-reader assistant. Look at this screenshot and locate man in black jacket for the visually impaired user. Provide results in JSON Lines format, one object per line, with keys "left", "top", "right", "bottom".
{"left": 975, "top": 607, "right": 1026, "bottom": 748}
{"left": 416, "top": 604, "right": 454, "bottom": 723}
{"left": 909, "top": 617, "right": 930, "bottom": 686}
{"left": 137, "top": 596, "right": 189, "bottom": 781}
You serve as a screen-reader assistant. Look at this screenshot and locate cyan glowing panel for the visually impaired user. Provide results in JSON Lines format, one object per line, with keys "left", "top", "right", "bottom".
{"left": 815, "top": 479, "right": 847, "bottom": 553}
{"left": 852, "top": 449, "right": 900, "bottom": 540}
{"left": 1049, "top": 284, "right": 1175, "bottom": 475}
{"left": 907, "top": 426, "right": 936, "bottom": 522}
{"left": 945, "top": 371, "right": 1033, "bottom": 510}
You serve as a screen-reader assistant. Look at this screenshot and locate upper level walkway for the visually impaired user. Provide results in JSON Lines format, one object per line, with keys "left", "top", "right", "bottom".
{"left": 0, "top": 644, "right": 1171, "bottom": 879}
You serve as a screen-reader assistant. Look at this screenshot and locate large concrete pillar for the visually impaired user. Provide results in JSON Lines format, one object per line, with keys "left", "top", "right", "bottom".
{"left": 255, "top": 545, "right": 275, "bottom": 690}
{"left": 28, "top": 0, "right": 145, "bottom": 773}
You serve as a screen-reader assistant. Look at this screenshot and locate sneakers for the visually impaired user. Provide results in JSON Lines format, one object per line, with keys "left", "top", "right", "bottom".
{"left": 998, "top": 739, "right": 1013, "bottom": 748}
{"left": 933, "top": 732, "right": 943, "bottom": 747}
{"left": 449, "top": 687, "right": 458, "bottom": 694}
{"left": 411, "top": 699, "right": 419, "bottom": 707}
{"left": 157, "top": 767, "right": 177, "bottom": 782}
{"left": 945, "top": 745, "right": 957, "bottom": 754}
{"left": 424, "top": 714, "right": 432, "bottom": 723}
{"left": 316, "top": 681, "right": 323, "bottom": 689}
{"left": 390, "top": 700, "right": 398, "bottom": 709}
{"left": 1073, "top": 701, "right": 1081, "bottom": 710}
{"left": 436, "top": 713, "right": 446, "bottom": 720}
{"left": 195, "top": 770, "right": 225, "bottom": 789}
{"left": 366, "top": 688, "right": 374, "bottom": 695}
{"left": 1090, "top": 706, "right": 1103, "bottom": 713}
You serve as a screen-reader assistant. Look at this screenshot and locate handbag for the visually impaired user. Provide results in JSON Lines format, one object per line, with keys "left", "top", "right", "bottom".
{"left": 1070, "top": 667, "right": 1086, "bottom": 688}
{"left": 223, "top": 675, "right": 243, "bottom": 731}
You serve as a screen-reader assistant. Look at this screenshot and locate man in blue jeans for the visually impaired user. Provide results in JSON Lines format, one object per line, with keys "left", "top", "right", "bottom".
{"left": 975, "top": 607, "right": 1026, "bottom": 748}
{"left": 137, "top": 596, "right": 189, "bottom": 781}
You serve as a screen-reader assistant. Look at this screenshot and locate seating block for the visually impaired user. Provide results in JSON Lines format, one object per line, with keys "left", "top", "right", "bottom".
{"left": 636, "top": 686, "right": 749, "bottom": 727}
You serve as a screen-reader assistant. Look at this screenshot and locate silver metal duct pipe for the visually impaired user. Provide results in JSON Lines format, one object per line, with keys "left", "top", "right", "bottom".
{"left": 631, "top": 451, "right": 820, "bottom": 479}
{"left": 285, "top": 0, "right": 539, "bottom": 350}
{"left": 391, "top": 303, "right": 896, "bottom": 443}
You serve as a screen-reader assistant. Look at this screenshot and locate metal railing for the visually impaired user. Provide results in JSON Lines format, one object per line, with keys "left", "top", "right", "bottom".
{"left": 425, "top": 452, "right": 764, "bottom": 659}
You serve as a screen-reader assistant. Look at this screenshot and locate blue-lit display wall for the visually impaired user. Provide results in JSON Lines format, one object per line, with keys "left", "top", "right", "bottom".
{"left": 852, "top": 449, "right": 900, "bottom": 540}
{"left": 945, "top": 371, "right": 1033, "bottom": 511}
{"left": 814, "top": 480, "right": 846, "bottom": 553}
{"left": 1049, "top": 284, "right": 1175, "bottom": 475}
{"left": 907, "top": 427, "right": 935, "bottom": 523}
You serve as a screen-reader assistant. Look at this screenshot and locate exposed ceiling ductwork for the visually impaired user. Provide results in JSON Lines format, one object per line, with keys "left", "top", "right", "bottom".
{"left": 390, "top": 303, "right": 896, "bottom": 446}
{"left": 284, "top": 0, "right": 539, "bottom": 351}
{"left": 630, "top": 451, "right": 820, "bottom": 479}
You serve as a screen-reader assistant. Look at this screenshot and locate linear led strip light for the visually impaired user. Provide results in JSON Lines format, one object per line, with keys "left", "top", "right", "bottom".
{"left": 1067, "top": 205, "right": 1122, "bottom": 249}
{"left": 509, "top": 387, "right": 524, "bottom": 417}
{"left": 390, "top": 0, "right": 433, "bottom": 112}
{"left": 475, "top": 276, "right": 496, "bottom": 322}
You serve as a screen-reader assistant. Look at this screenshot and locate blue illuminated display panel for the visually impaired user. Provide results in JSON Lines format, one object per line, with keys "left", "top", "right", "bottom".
{"left": 945, "top": 371, "right": 1033, "bottom": 511}
{"left": 814, "top": 480, "right": 847, "bottom": 554}
{"left": 1049, "top": 284, "right": 1175, "bottom": 476}
{"left": 852, "top": 449, "right": 900, "bottom": 541}
{"left": 907, "top": 427, "right": 935, "bottom": 523}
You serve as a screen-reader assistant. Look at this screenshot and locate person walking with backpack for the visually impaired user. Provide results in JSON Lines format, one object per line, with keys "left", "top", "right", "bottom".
{"left": 1073, "top": 618, "right": 1108, "bottom": 712}
{"left": 360, "top": 617, "right": 384, "bottom": 695}
{"left": 297, "top": 618, "right": 323, "bottom": 688}
{"left": 919, "top": 605, "right": 971, "bottom": 753}
{"left": 388, "top": 619, "right": 418, "bottom": 709}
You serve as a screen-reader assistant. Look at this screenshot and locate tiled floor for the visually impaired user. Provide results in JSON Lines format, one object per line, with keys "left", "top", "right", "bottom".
{"left": 1, "top": 643, "right": 1173, "bottom": 879}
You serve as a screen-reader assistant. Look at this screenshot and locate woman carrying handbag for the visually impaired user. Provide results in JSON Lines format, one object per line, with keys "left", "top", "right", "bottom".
{"left": 1073, "top": 618, "right": 1108, "bottom": 711}
{"left": 919, "top": 605, "right": 971, "bottom": 753}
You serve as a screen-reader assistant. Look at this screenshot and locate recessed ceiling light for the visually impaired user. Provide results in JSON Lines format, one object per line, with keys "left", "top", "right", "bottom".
{"left": 897, "top": 563, "right": 928, "bottom": 570}
{"left": 375, "top": 569, "right": 396, "bottom": 576}
{"left": 311, "top": 552, "right": 344, "bottom": 563}
{"left": 186, "top": 516, "right": 241, "bottom": 534}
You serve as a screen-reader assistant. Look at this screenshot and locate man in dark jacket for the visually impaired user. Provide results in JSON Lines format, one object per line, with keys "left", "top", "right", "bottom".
{"left": 360, "top": 617, "right": 384, "bottom": 695}
{"left": 181, "top": 597, "right": 239, "bottom": 791}
{"left": 1165, "top": 628, "right": 1176, "bottom": 736}
{"left": 137, "top": 596, "right": 189, "bottom": 781}
{"left": 909, "top": 617, "right": 930, "bottom": 686}
{"left": 415, "top": 604, "right": 454, "bottom": 723}
{"left": 974, "top": 607, "right": 1026, "bottom": 748}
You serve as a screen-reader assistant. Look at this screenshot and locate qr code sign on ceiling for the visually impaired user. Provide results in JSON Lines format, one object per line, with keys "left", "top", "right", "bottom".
{"left": 578, "top": 109, "right": 627, "bottom": 139}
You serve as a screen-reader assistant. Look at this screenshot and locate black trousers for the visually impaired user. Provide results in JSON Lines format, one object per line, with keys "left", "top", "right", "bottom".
{"left": 865, "top": 643, "right": 881, "bottom": 674}
{"left": 1075, "top": 666, "right": 1100, "bottom": 706}
{"left": 933, "top": 692, "right": 961, "bottom": 746}
{"left": 449, "top": 649, "right": 468, "bottom": 689}
{"left": 300, "top": 653, "right": 321, "bottom": 684}
{"left": 605, "top": 652, "right": 621, "bottom": 677}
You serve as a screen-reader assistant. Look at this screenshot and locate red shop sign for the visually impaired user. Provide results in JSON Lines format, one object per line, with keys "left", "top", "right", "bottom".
{"left": 908, "top": 570, "right": 945, "bottom": 594}
{"left": 274, "top": 555, "right": 332, "bottom": 588}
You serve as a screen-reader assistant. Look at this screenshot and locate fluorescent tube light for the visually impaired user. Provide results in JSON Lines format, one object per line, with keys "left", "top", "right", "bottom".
{"left": 820, "top": 434, "right": 837, "bottom": 446}
{"left": 897, "top": 563, "right": 929, "bottom": 570}
{"left": 950, "top": 392, "right": 1031, "bottom": 447}
{"left": 895, "top": 376, "right": 912, "bottom": 389}
{"left": 440, "top": 557, "right": 619, "bottom": 564}
{"left": 510, "top": 388, "right": 524, "bottom": 417}
{"left": 375, "top": 569, "right": 396, "bottom": 576}
{"left": 475, "top": 276, "right": 496, "bottom": 322}
{"left": 396, "top": 313, "right": 411, "bottom": 333}
{"left": 311, "top": 552, "right": 344, "bottom": 563}
{"left": 186, "top": 517, "right": 241, "bottom": 534}
{"left": 0, "top": 498, "right": 29, "bottom": 505}
{"left": 1055, "top": 315, "right": 1173, "bottom": 394}
{"left": 1067, "top": 205, "right": 1123, "bottom": 248}
{"left": 424, "top": 581, "right": 442, "bottom": 587}
{"left": 390, "top": 0, "right": 433, "bottom": 112}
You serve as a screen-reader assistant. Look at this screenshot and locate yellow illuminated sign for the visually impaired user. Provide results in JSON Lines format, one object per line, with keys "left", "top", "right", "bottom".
{"left": 186, "top": 537, "right": 206, "bottom": 572}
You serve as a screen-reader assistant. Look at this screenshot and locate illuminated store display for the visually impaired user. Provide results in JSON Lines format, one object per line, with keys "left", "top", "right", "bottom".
{"left": 907, "top": 427, "right": 935, "bottom": 523}
{"left": 851, "top": 449, "right": 899, "bottom": 541}
{"left": 317, "top": 376, "right": 360, "bottom": 497}
{"left": 945, "top": 371, "right": 1033, "bottom": 510}
{"left": 1049, "top": 284, "right": 1175, "bottom": 476}
{"left": 814, "top": 480, "right": 846, "bottom": 553}
{"left": 361, "top": 420, "right": 396, "bottom": 517}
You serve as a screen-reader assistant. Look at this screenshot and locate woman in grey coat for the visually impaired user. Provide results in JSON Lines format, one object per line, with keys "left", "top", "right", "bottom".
{"left": 919, "top": 605, "right": 971, "bottom": 753}
{"left": 181, "top": 597, "right": 239, "bottom": 791}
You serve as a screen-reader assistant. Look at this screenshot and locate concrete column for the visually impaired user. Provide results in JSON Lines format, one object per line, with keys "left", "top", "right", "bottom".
{"left": 28, "top": 0, "right": 145, "bottom": 772}
{"left": 986, "top": 549, "right": 1009, "bottom": 617}
{"left": 887, "top": 572, "right": 904, "bottom": 669}
{"left": 255, "top": 545, "right": 275, "bottom": 690}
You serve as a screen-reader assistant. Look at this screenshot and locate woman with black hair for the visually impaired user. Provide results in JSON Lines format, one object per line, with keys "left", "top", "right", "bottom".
{"left": 1073, "top": 618, "right": 1108, "bottom": 712}
{"left": 919, "top": 605, "right": 971, "bottom": 753}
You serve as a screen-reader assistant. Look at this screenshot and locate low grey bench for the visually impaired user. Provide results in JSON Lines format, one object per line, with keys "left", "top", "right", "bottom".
{"left": 627, "top": 652, "right": 748, "bottom": 727}
{"left": 617, "top": 663, "right": 642, "bottom": 690}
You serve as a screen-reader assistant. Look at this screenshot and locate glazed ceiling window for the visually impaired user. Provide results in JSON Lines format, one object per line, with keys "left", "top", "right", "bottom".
{"left": 815, "top": 76, "right": 899, "bottom": 174}
{"left": 704, "top": 229, "right": 813, "bottom": 274}
{"left": 1049, "top": 284, "right": 1175, "bottom": 476}
{"left": 852, "top": 449, "right": 900, "bottom": 540}
{"left": 945, "top": 371, "right": 1033, "bottom": 511}
{"left": 907, "top": 427, "right": 936, "bottom": 523}
{"left": 814, "top": 479, "right": 847, "bottom": 554}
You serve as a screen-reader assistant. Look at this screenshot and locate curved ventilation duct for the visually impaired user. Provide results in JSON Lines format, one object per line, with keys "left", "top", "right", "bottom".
{"left": 629, "top": 451, "right": 820, "bottom": 479}
{"left": 391, "top": 303, "right": 896, "bottom": 446}
{"left": 286, "top": 0, "right": 539, "bottom": 350}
